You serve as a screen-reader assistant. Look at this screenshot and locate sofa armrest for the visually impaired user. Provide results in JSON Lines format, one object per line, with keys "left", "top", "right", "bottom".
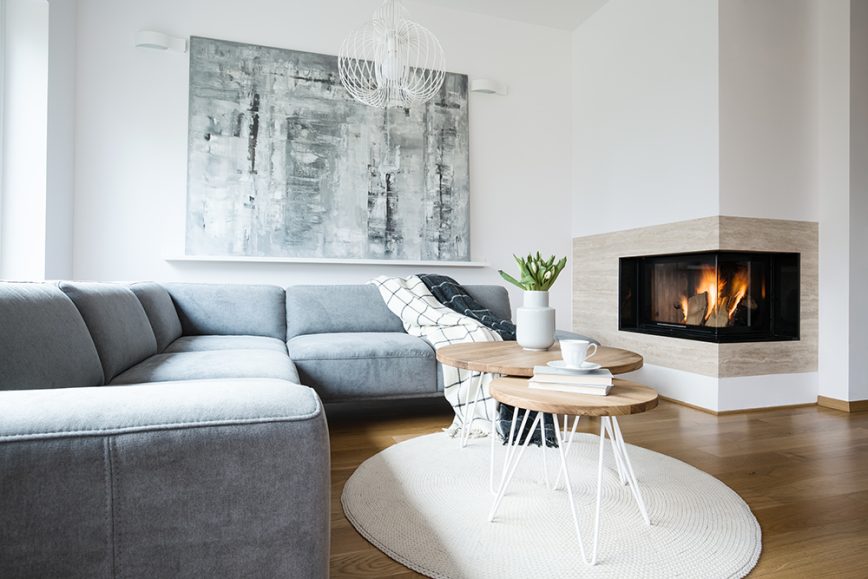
{"left": 0, "top": 379, "right": 329, "bottom": 579}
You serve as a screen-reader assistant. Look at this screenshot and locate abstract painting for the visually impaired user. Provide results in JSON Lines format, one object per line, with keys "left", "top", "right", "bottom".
{"left": 185, "top": 36, "right": 470, "bottom": 261}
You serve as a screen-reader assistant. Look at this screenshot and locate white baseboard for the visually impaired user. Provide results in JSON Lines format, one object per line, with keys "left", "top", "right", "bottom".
{"left": 621, "top": 364, "right": 719, "bottom": 411}
{"left": 621, "top": 364, "right": 819, "bottom": 413}
{"left": 717, "top": 372, "right": 818, "bottom": 412}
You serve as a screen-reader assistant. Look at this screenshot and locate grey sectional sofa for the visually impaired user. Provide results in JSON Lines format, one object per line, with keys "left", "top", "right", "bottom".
{"left": 0, "top": 280, "right": 514, "bottom": 578}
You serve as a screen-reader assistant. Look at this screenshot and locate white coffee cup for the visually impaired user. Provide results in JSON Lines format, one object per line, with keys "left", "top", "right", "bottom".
{"left": 559, "top": 339, "right": 598, "bottom": 368}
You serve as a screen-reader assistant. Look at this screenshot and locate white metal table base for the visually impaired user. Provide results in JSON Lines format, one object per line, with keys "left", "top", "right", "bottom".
{"left": 488, "top": 413, "right": 651, "bottom": 566}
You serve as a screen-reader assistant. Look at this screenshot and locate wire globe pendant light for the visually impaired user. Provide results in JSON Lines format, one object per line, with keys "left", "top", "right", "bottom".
{"left": 339, "top": 0, "right": 446, "bottom": 108}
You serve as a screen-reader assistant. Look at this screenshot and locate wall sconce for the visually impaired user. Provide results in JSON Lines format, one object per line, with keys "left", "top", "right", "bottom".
{"left": 135, "top": 30, "right": 187, "bottom": 53}
{"left": 470, "top": 79, "right": 508, "bottom": 96}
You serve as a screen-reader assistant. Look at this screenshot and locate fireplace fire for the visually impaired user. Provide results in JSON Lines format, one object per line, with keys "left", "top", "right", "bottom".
{"left": 619, "top": 251, "right": 799, "bottom": 343}
{"left": 675, "top": 264, "right": 753, "bottom": 327}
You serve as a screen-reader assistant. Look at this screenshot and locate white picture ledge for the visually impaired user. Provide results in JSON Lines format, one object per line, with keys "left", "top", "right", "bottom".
{"left": 166, "top": 256, "right": 489, "bottom": 268}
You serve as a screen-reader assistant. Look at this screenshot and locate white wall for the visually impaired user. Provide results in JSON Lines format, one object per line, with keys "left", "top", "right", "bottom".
{"left": 718, "top": 0, "right": 819, "bottom": 221}
{"left": 571, "top": 0, "right": 720, "bottom": 237}
{"left": 1, "top": 0, "right": 48, "bottom": 280}
{"left": 571, "top": 0, "right": 825, "bottom": 233}
{"left": 817, "top": 0, "right": 851, "bottom": 401}
{"left": 44, "top": 0, "right": 76, "bottom": 279}
{"left": 72, "top": 0, "right": 574, "bottom": 324}
{"left": 571, "top": 0, "right": 822, "bottom": 229}
{"left": 849, "top": 0, "right": 868, "bottom": 401}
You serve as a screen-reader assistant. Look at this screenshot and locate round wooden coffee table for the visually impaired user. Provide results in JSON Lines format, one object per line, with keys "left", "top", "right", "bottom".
{"left": 436, "top": 342, "right": 643, "bottom": 447}
{"left": 436, "top": 341, "right": 644, "bottom": 377}
{"left": 488, "top": 377, "right": 658, "bottom": 566}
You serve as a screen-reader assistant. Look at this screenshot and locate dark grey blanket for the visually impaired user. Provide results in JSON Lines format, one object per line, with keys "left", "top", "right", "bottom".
{"left": 418, "top": 273, "right": 556, "bottom": 447}
{"left": 417, "top": 274, "right": 517, "bottom": 340}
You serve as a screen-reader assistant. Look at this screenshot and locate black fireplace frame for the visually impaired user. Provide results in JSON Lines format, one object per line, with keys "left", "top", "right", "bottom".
{"left": 618, "top": 250, "right": 800, "bottom": 343}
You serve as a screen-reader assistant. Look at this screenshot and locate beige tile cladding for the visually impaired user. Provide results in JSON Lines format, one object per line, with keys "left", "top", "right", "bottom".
{"left": 572, "top": 216, "right": 818, "bottom": 378}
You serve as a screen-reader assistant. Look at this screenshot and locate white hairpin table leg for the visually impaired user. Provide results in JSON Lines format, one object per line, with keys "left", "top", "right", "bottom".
{"left": 603, "top": 418, "right": 628, "bottom": 486}
{"left": 552, "top": 414, "right": 580, "bottom": 490}
{"left": 460, "top": 371, "right": 487, "bottom": 448}
{"left": 552, "top": 413, "right": 607, "bottom": 565}
{"left": 488, "top": 412, "right": 542, "bottom": 522}
{"left": 495, "top": 407, "right": 527, "bottom": 494}
{"left": 490, "top": 400, "right": 498, "bottom": 495}
{"left": 610, "top": 416, "right": 651, "bottom": 526}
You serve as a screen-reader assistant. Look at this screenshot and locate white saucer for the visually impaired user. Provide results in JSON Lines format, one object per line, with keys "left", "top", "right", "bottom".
{"left": 547, "top": 360, "right": 602, "bottom": 371}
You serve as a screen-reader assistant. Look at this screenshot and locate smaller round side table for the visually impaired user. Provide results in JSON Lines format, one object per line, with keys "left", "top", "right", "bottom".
{"left": 488, "top": 377, "right": 659, "bottom": 566}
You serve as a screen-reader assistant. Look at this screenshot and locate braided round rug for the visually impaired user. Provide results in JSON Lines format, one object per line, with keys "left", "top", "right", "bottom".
{"left": 342, "top": 432, "right": 761, "bottom": 578}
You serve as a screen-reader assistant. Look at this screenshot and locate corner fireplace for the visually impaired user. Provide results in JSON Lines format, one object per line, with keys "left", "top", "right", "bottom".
{"left": 619, "top": 251, "right": 800, "bottom": 343}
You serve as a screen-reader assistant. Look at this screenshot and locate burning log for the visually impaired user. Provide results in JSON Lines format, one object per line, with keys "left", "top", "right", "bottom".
{"left": 685, "top": 293, "right": 708, "bottom": 326}
{"left": 732, "top": 295, "right": 759, "bottom": 326}
{"left": 706, "top": 306, "right": 731, "bottom": 328}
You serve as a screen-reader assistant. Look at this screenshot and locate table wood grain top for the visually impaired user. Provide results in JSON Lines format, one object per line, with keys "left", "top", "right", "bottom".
{"left": 435, "top": 341, "right": 644, "bottom": 376}
{"left": 489, "top": 377, "right": 659, "bottom": 416}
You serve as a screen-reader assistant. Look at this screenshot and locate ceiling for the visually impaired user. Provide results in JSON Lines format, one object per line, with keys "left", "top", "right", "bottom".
{"left": 416, "top": 0, "right": 608, "bottom": 30}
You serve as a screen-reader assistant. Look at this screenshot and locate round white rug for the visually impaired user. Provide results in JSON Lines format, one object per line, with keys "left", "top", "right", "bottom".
{"left": 342, "top": 432, "right": 761, "bottom": 578}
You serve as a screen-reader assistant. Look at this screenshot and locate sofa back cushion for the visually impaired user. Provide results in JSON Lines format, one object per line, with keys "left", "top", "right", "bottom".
{"left": 286, "top": 285, "right": 404, "bottom": 340}
{"left": 0, "top": 282, "right": 105, "bottom": 390}
{"left": 285, "top": 283, "right": 512, "bottom": 339}
{"left": 129, "top": 282, "right": 183, "bottom": 352}
{"left": 463, "top": 285, "right": 512, "bottom": 323}
{"left": 59, "top": 282, "right": 158, "bottom": 381}
{"left": 163, "top": 283, "right": 286, "bottom": 340}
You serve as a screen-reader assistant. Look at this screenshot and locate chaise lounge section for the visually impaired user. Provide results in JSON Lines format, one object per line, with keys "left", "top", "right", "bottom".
{"left": 0, "top": 281, "right": 326, "bottom": 578}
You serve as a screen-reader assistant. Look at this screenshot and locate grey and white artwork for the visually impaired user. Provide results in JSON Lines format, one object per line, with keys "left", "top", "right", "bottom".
{"left": 185, "top": 36, "right": 470, "bottom": 261}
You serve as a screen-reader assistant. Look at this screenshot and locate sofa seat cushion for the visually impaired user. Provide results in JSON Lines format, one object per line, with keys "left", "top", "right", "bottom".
{"left": 110, "top": 350, "right": 299, "bottom": 385}
{"left": 287, "top": 332, "right": 436, "bottom": 400}
{"left": 165, "top": 335, "right": 288, "bottom": 354}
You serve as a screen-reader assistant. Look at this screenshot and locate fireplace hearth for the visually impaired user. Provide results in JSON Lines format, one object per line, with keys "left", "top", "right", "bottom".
{"left": 619, "top": 251, "right": 799, "bottom": 343}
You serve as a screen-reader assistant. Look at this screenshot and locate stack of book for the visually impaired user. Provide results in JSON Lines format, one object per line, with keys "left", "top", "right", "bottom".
{"left": 528, "top": 365, "right": 614, "bottom": 395}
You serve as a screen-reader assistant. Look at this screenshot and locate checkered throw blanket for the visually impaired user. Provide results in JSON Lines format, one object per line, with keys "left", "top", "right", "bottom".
{"left": 372, "top": 275, "right": 501, "bottom": 437}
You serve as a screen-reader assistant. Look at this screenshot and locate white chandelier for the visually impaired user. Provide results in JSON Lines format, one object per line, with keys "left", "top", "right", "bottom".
{"left": 339, "top": 0, "right": 446, "bottom": 108}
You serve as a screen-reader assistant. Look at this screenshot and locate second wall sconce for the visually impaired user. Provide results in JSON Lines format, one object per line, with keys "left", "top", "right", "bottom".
{"left": 135, "top": 30, "right": 187, "bottom": 53}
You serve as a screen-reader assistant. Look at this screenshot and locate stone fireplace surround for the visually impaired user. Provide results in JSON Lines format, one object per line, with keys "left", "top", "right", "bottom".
{"left": 572, "top": 216, "right": 818, "bottom": 412}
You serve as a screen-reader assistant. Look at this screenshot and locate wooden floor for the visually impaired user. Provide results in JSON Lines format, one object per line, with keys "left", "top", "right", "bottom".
{"left": 328, "top": 398, "right": 868, "bottom": 578}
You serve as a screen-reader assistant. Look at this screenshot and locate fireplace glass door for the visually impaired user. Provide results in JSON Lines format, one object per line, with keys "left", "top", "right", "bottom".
{"left": 619, "top": 251, "right": 799, "bottom": 343}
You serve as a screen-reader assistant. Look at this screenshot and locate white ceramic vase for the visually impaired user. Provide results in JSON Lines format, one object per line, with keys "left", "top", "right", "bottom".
{"left": 516, "top": 290, "right": 556, "bottom": 351}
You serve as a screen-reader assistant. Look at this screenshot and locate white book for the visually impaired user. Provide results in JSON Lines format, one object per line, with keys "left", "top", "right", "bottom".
{"left": 531, "top": 367, "right": 613, "bottom": 386}
{"left": 528, "top": 380, "right": 613, "bottom": 396}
